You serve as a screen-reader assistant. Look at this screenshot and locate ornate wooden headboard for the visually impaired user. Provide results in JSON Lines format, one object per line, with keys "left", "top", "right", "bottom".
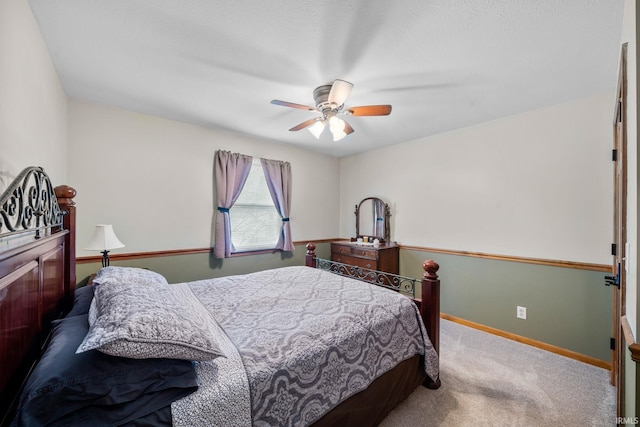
{"left": 0, "top": 167, "right": 76, "bottom": 426}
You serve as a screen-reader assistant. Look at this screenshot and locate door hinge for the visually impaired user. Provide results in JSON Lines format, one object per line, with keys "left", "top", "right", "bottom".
{"left": 612, "top": 149, "right": 618, "bottom": 161}
{"left": 610, "top": 337, "right": 616, "bottom": 350}
{"left": 612, "top": 243, "right": 617, "bottom": 256}
{"left": 618, "top": 101, "right": 623, "bottom": 123}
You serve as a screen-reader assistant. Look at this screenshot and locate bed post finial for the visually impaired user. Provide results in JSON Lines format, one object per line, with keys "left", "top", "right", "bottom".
{"left": 421, "top": 259, "right": 440, "bottom": 353}
{"left": 305, "top": 243, "right": 316, "bottom": 268}
{"left": 421, "top": 258, "right": 441, "bottom": 389}
{"left": 54, "top": 185, "right": 76, "bottom": 206}
{"left": 55, "top": 185, "right": 77, "bottom": 309}
{"left": 423, "top": 259, "right": 439, "bottom": 280}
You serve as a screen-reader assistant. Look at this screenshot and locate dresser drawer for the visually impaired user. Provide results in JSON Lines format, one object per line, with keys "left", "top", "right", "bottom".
{"left": 332, "top": 244, "right": 353, "bottom": 255}
{"left": 350, "top": 247, "right": 377, "bottom": 259}
{"left": 331, "top": 243, "right": 377, "bottom": 259}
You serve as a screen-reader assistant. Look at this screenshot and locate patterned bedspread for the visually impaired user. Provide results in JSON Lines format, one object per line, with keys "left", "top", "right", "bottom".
{"left": 174, "top": 266, "right": 439, "bottom": 427}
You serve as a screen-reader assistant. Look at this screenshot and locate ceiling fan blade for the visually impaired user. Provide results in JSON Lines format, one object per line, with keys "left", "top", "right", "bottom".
{"left": 343, "top": 120, "right": 354, "bottom": 135}
{"left": 289, "top": 118, "right": 320, "bottom": 131}
{"left": 271, "top": 100, "right": 318, "bottom": 111}
{"left": 345, "top": 105, "right": 392, "bottom": 116}
{"left": 328, "top": 79, "right": 353, "bottom": 106}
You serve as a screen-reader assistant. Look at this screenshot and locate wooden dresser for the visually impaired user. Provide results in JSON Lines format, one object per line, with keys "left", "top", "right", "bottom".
{"left": 330, "top": 241, "right": 399, "bottom": 274}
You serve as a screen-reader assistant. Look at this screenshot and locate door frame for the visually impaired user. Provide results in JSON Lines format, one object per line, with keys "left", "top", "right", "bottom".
{"left": 612, "top": 42, "right": 628, "bottom": 418}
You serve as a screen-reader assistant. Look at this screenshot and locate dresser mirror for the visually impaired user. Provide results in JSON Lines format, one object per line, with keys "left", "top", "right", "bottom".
{"left": 355, "top": 197, "right": 390, "bottom": 242}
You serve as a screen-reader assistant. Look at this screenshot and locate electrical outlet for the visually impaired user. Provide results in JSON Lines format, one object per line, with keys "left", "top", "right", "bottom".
{"left": 517, "top": 306, "right": 527, "bottom": 320}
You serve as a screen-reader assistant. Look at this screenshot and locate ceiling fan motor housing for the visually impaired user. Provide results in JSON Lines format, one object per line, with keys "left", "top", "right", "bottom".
{"left": 313, "top": 84, "right": 340, "bottom": 114}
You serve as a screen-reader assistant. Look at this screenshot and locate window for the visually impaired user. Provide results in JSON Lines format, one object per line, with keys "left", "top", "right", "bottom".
{"left": 214, "top": 150, "right": 293, "bottom": 258}
{"left": 229, "top": 159, "right": 280, "bottom": 251}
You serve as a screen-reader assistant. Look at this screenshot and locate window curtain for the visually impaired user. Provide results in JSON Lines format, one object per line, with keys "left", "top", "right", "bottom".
{"left": 260, "top": 157, "right": 294, "bottom": 251}
{"left": 214, "top": 150, "right": 253, "bottom": 258}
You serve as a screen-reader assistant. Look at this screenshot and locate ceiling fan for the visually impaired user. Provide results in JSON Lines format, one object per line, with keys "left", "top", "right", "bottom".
{"left": 271, "top": 79, "right": 392, "bottom": 141}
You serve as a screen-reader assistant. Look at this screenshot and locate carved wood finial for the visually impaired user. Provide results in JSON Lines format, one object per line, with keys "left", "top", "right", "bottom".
{"left": 305, "top": 243, "right": 317, "bottom": 268}
{"left": 306, "top": 242, "right": 316, "bottom": 255}
{"left": 422, "top": 259, "right": 439, "bottom": 280}
{"left": 54, "top": 185, "right": 77, "bottom": 207}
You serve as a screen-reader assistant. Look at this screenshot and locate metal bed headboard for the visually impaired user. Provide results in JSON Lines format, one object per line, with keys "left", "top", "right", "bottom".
{"left": 0, "top": 166, "right": 64, "bottom": 239}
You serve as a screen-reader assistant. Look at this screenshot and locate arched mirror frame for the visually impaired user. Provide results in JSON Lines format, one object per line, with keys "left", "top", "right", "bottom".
{"left": 354, "top": 197, "right": 391, "bottom": 242}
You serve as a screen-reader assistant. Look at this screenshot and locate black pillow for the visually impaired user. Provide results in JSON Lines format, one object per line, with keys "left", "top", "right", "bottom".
{"left": 12, "top": 314, "right": 198, "bottom": 426}
{"left": 65, "top": 284, "right": 94, "bottom": 317}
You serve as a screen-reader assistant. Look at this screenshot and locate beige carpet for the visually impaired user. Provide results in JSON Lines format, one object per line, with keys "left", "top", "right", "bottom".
{"left": 380, "top": 320, "right": 616, "bottom": 426}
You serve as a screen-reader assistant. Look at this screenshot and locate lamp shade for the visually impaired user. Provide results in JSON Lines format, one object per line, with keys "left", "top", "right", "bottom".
{"left": 85, "top": 224, "right": 125, "bottom": 251}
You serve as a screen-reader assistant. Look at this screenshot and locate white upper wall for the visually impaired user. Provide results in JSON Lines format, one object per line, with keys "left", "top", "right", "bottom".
{"left": 340, "top": 93, "right": 614, "bottom": 265}
{"left": 0, "top": 0, "right": 67, "bottom": 189}
{"left": 67, "top": 99, "right": 340, "bottom": 256}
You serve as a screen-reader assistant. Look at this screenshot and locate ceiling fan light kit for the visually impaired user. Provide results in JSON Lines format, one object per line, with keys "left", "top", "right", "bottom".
{"left": 271, "top": 79, "right": 391, "bottom": 142}
{"left": 329, "top": 116, "right": 347, "bottom": 141}
{"left": 308, "top": 120, "right": 325, "bottom": 139}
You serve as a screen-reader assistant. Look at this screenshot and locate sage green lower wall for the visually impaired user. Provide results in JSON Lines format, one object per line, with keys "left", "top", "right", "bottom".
{"left": 77, "top": 243, "right": 611, "bottom": 361}
{"left": 400, "top": 249, "right": 612, "bottom": 361}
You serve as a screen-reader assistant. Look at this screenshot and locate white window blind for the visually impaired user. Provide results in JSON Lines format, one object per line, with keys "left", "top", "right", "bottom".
{"left": 230, "top": 159, "right": 280, "bottom": 250}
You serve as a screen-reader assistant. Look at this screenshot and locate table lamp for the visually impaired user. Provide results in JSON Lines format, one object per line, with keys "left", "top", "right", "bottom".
{"left": 85, "top": 224, "right": 125, "bottom": 267}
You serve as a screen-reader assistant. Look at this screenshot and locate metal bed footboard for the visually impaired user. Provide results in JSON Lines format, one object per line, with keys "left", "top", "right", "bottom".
{"left": 314, "top": 257, "right": 419, "bottom": 298}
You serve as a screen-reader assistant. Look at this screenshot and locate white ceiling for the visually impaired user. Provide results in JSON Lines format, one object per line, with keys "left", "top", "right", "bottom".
{"left": 28, "top": 0, "right": 624, "bottom": 158}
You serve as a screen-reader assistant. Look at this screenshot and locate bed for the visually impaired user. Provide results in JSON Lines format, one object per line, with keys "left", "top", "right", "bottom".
{"left": 0, "top": 167, "right": 440, "bottom": 427}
